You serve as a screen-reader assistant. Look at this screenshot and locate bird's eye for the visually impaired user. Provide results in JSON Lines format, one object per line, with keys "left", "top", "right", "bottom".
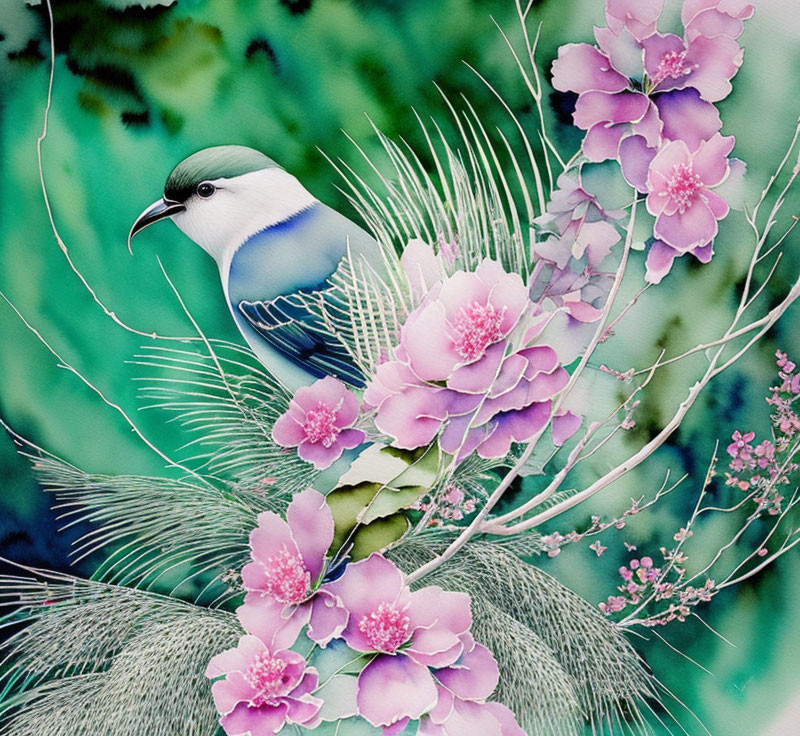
{"left": 196, "top": 182, "right": 216, "bottom": 198}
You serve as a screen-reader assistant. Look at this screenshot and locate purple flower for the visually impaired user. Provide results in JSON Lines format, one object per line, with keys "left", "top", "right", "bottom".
{"left": 646, "top": 133, "right": 733, "bottom": 252}
{"left": 239, "top": 488, "right": 348, "bottom": 647}
{"left": 206, "top": 635, "right": 322, "bottom": 736}
{"left": 326, "top": 554, "right": 478, "bottom": 730}
{"left": 550, "top": 0, "right": 750, "bottom": 179}
{"left": 272, "top": 376, "right": 366, "bottom": 469}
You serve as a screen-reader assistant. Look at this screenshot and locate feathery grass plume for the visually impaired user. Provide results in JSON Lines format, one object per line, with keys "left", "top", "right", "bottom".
{"left": 390, "top": 540, "right": 661, "bottom": 735}
{"left": 0, "top": 570, "right": 240, "bottom": 736}
{"left": 472, "top": 603, "right": 583, "bottom": 736}
{"left": 30, "top": 452, "right": 266, "bottom": 600}
{"left": 134, "top": 340, "right": 316, "bottom": 490}
{"left": 328, "top": 101, "right": 536, "bottom": 281}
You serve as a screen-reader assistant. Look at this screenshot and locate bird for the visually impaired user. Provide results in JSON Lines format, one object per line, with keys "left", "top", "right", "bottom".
{"left": 128, "top": 145, "right": 380, "bottom": 393}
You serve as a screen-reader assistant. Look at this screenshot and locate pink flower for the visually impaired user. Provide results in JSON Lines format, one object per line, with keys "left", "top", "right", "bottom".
{"left": 326, "top": 554, "right": 482, "bottom": 730}
{"left": 272, "top": 376, "right": 366, "bottom": 469}
{"left": 365, "top": 260, "right": 581, "bottom": 460}
{"left": 646, "top": 133, "right": 733, "bottom": 251}
{"left": 402, "top": 259, "right": 528, "bottom": 383}
{"left": 239, "top": 489, "right": 348, "bottom": 647}
{"left": 206, "top": 634, "right": 322, "bottom": 736}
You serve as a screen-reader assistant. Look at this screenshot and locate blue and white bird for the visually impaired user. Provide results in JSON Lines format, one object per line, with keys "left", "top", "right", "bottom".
{"left": 129, "top": 145, "right": 380, "bottom": 392}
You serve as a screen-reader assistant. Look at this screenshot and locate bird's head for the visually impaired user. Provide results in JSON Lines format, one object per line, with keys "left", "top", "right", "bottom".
{"left": 128, "top": 145, "right": 316, "bottom": 262}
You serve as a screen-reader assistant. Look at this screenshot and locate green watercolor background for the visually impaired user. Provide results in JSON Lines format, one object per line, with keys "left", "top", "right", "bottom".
{"left": 1, "top": 0, "right": 799, "bottom": 733}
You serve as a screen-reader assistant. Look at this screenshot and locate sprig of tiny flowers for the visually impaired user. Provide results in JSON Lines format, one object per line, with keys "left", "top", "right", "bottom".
{"left": 724, "top": 350, "right": 800, "bottom": 515}
{"left": 595, "top": 351, "right": 800, "bottom": 628}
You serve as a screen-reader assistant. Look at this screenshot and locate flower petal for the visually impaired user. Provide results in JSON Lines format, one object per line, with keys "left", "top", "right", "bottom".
{"left": 693, "top": 133, "right": 735, "bottom": 186}
{"left": 212, "top": 672, "right": 256, "bottom": 715}
{"left": 326, "top": 554, "right": 407, "bottom": 652}
{"left": 654, "top": 88, "right": 722, "bottom": 150}
{"left": 582, "top": 123, "right": 627, "bottom": 162}
{"left": 448, "top": 342, "right": 506, "bottom": 394}
{"left": 236, "top": 595, "right": 308, "bottom": 651}
{"left": 271, "top": 413, "right": 305, "bottom": 447}
{"left": 293, "top": 376, "right": 347, "bottom": 413}
{"left": 220, "top": 701, "right": 289, "bottom": 736}
{"left": 250, "top": 512, "right": 299, "bottom": 569}
{"left": 655, "top": 198, "right": 719, "bottom": 251}
{"left": 287, "top": 488, "right": 335, "bottom": 580}
{"left": 551, "top": 43, "right": 628, "bottom": 94}
{"left": 435, "top": 641, "right": 500, "bottom": 701}
{"left": 407, "top": 586, "right": 472, "bottom": 634}
{"left": 484, "top": 701, "right": 527, "bottom": 736}
{"left": 573, "top": 91, "right": 650, "bottom": 130}
{"left": 375, "top": 388, "right": 446, "bottom": 450}
{"left": 402, "top": 239, "right": 445, "bottom": 299}
{"left": 356, "top": 655, "right": 439, "bottom": 727}
{"left": 206, "top": 635, "right": 265, "bottom": 678}
{"left": 645, "top": 240, "right": 679, "bottom": 284}
{"left": 308, "top": 590, "right": 349, "bottom": 646}
{"left": 297, "top": 439, "right": 345, "bottom": 470}
{"left": 403, "top": 302, "right": 461, "bottom": 381}
{"left": 552, "top": 410, "right": 582, "bottom": 445}
{"left": 620, "top": 134, "right": 657, "bottom": 193}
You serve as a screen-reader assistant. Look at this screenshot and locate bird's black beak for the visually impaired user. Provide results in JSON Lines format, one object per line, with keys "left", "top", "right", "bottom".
{"left": 128, "top": 198, "right": 186, "bottom": 254}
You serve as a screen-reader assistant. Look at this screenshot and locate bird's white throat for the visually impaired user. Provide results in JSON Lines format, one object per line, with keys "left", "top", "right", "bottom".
{"left": 170, "top": 168, "right": 317, "bottom": 268}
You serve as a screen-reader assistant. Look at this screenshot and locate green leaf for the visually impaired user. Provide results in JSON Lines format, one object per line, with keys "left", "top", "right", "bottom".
{"left": 350, "top": 514, "right": 411, "bottom": 561}
{"left": 326, "top": 443, "right": 440, "bottom": 557}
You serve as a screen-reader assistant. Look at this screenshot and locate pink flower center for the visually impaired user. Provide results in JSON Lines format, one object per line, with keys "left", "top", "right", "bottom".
{"left": 652, "top": 49, "right": 693, "bottom": 87}
{"left": 452, "top": 301, "right": 506, "bottom": 361}
{"left": 358, "top": 601, "right": 411, "bottom": 653}
{"left": 665, "top": 163, "right": 703, "bottom": 214}
{"left": 245, "top": 651, "right": 291, "bottom": 706}
{"left": 261, "top": 546, "right": 311, "bottom": 604}
{"left": 303, "top": 402, "right": 341, "bottom": 447}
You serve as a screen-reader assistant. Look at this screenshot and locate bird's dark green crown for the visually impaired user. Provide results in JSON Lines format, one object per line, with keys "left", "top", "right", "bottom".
{"left": 164, "top": 145, "right": 280, "bottom": 202}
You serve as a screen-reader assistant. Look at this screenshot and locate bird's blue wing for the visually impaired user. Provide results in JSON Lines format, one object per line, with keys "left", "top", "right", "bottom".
{"left": 236, "top": 287, "right": 366, "bottom": 388}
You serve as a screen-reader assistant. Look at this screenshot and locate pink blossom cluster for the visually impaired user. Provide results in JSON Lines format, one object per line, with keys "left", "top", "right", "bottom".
{"left": 769, "top": 351, "right": 800, "bottom": 445}
{"left": 365, "top": 251, "right": 581, "bottom": 463}
{"left": 723, "top": 351, "right": 800, "bottom": 515}
{"left": 551, "top": 0, "right": 752, "bottom": 282}
{"left": 206, "top": 489, "right": 526, "bottom": 736}
{"left": 598, "top": 551, "right": 715, "bottom": 626}
{"left": 411, "top": 483, "right": 478, "bottom": 528}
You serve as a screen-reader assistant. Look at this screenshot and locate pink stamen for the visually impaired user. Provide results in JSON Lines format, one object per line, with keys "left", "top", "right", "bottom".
{"left": 652, "top": 49, "right": 694, "bottom": 87}
{"left": 451, "top": 301, "right": 506, "bottom": 361}
{"left": 245, "top": 651, "right": 291, "bottom": 706}
{"left": 665, "top": 163, "right": 703, "bottom": 214}
{"left": 358, "top": 601, "right": 411, "bottom": 653}
{"left": 260, "top": 545, "right": 311, "bottom": 604}
{"left": 303, "top": 402, "right": 340, "bottom": 447}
